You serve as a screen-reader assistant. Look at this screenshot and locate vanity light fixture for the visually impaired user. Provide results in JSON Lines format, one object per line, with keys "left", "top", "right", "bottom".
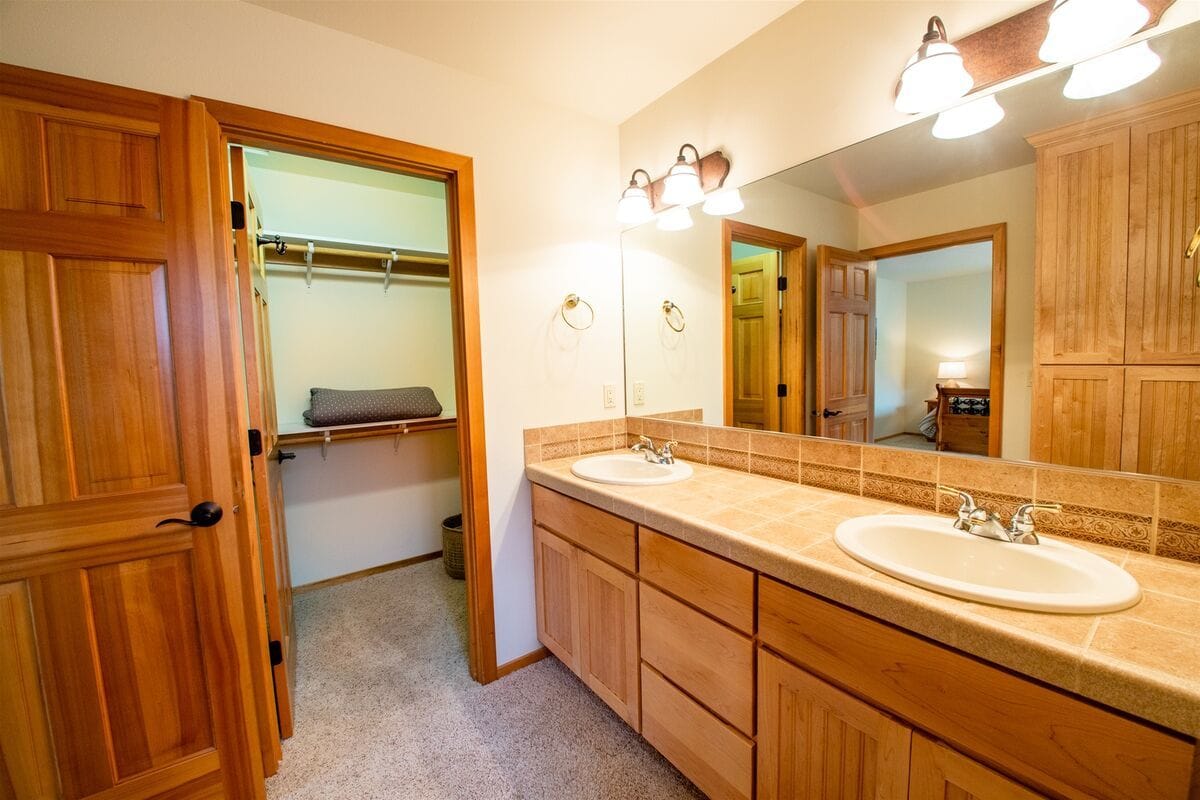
{"left": 661, "top": 144, "right": 705, "bottom": 207}
{"left": 617, "top": 168, "right": 655, "bottom": 225}
{"left": 894, "top": 16, "right": 974, "bottom": 115}
{"left": 1062, "top": 40, "right": 1161, "bottom": 99}
{"left": 702, "top": 187, "right": 744, "bottom": 216}
{"left": 656, "top": 205, "right": 693, "bottom": 232}
{"left": 1038, "top": 0, "right": 1150, "bottom": 64}
{"left": 932, "top": 94, "right": 1005, "bottom": 139}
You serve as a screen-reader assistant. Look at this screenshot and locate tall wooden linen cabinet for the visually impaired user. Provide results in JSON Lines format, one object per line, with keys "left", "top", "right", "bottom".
{"left": 1031, "top": 88, "right": 1200, "bottom": 480}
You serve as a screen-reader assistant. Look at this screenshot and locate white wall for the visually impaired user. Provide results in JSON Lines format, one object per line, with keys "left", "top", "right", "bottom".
{"left": 873, "top": 277, "right": 908, "bottom": 438}
{"left": 901, "top": 271, "right": 992, "bottom": 431}
{"left": 0, "top": 0, "right": 623, "bottom": 665}
{"left": 622, "top": 177, "right": 858, "bottom": 425}
{"left": 859, "top": 165, "right": 1035, "bottom": 460}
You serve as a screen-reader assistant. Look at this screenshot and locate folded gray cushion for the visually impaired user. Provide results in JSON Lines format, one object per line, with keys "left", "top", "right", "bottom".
{"left": 303, "top": 386, "right": 443, "bottom": 427}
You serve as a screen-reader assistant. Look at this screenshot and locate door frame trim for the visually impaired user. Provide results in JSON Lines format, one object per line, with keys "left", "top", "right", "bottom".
{"left": 195, "top": 99, "right": 500, "bottom": 690}
{"left": 861, "top": 223, "right": 1007, "bottom": 458}
{"left": 722, "top": 219, "right": 808, "bottom": 433}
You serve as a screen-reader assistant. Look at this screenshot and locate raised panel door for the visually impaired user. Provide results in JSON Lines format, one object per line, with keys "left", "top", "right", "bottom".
{"left": 758, "top": 649, "right": 911, "bottom": 800}
{"left": 816, "top": 246, "right": 875, "bottom": 441}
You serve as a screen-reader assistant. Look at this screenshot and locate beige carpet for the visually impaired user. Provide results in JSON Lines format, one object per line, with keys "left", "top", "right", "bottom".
{"left": 267, "top": 559, "right": 704, "bottom": 800}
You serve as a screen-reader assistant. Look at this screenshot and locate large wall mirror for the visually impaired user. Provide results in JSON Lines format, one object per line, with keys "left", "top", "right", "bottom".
{"left": 621, "top": 19, "right": 1200, "bottom": 481}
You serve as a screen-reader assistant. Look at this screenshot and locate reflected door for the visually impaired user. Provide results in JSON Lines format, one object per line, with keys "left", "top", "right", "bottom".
{"left": 816, "top": 246, "right": 876, "bottom": 441}
{"left": 0, "top": 68, "right": 263, "bottom": 798}
{"left": 730, "top": 252, "right": 780, "bottom": 430}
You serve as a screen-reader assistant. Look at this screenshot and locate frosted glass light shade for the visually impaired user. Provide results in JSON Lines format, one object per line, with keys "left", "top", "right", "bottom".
{"left": 661, "top": 160, "right": 704, "bottom": 206}
{"left": 1039, "top": 0, "right": 1149, "bottom": 64}
{"left": 1063, "top": 41, "right": 1160, "bottom": 99}
{"left": 932, "top": 95, "right": 1005, "bottom": 139}
{"left": 656, "top": 205, "right": 693, "bottom": 232}
{"left": 616, "top": 184, "right": 653, "bottom": 225}
{"left": 937, "top": 361, "right": 967, "bottom": 380}
{"left": 702, "top": 188, "right": 744, "bottom": 216}
{"left": 895, "top": 42, "right": 974, "bottom": 114}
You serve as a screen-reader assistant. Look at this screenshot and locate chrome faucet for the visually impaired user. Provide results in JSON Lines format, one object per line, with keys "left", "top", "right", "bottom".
{"left": 632, "top": 435, "right": 677, "bottom": 465}
{"left": 937, "top": 485, "right": 1061, "bottom": 545}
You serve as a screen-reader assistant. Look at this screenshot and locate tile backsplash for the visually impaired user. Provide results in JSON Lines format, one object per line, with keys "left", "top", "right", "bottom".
{"left": 523, "top": 415, "right": 1200, "bottom": 566}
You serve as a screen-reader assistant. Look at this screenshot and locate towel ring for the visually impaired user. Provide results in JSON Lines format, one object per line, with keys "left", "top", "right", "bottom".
{"left": 561, "top": 293, "right": 595, "bottom": 330}
{"left": 662, "top": 300, "right": 686, "bottom": 332}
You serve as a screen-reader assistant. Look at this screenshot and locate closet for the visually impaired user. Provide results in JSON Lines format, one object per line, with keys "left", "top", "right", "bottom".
{"left": 1030, "top": 88, "right": 1200, "bottom": 479}
{"left": 227, "top": 146, "right": 461, "bottom": 739}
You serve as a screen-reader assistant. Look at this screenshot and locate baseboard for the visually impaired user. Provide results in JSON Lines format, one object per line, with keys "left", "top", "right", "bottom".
{"left": 293, "top": 550, "right": 443, "bottom": 595}
{"left": 875, "top": 431, "right": 926, "bottom": 442}
{"left": 497, "top": 646, "right": 550, "bottom": 678}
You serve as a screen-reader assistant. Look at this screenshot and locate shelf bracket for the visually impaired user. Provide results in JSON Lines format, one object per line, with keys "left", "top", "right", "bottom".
{"left": 321, "top": 429, "right": 331, "bottom": 460}
{"left": 383, "top": 250, "right": 396, "bottom": 294}
{"left": 304, "top": 241, "right": 315, "bottom": 288}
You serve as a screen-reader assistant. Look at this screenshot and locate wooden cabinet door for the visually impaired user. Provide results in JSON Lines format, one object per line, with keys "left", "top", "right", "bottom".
{"left": 578, "top": 551, "right": 640, "bottom": 729}
{"left": 1121, "top": 367, "right": 1200, "bottom": 480}
{"left": 1031, "top": 366, "right": 1125, "bottom": 470}
{"left": 0, "top": 66, "right": 263, "bottom": 799}
{"left": 1034, "top": 128, "right": 1129, "bottom": 364}
{"left": 909, "top": 734, "right": 1046, "bottom": 800}
{"left": 758, "top": 649, "right": 911, "bottom": 800}
{"left": 533, "top": 525, "right": 581, "bottom": 674}
{"left": 1126, "top": 99, "right": 1200, "bottom": 364}
{"left": 815, "top": 245, "right": 875, "bottom": 442}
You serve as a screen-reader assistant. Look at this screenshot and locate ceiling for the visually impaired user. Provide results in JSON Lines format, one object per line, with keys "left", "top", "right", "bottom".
{"left": 246, "top": 0, "right": 799, "bottom": 124}
{"left": 773, "top": 21, "right": 1200, "bottom": 208}
{"left": 877, "top": 242, "right": 992, "bottom": 284}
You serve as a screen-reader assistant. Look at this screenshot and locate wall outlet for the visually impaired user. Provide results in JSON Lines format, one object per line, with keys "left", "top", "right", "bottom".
{"left": 633, "top": 381, "right": 646, "bottom": 406}
{"left": 603, "top": 383, "right": 616, "bottom": 408}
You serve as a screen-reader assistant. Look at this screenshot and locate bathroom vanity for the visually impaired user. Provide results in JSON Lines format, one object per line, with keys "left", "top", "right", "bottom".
{"left": 527, "top": 457, "right": 1200, "bottom": 800}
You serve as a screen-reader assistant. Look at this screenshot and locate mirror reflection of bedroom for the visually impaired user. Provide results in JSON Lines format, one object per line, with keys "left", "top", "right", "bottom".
{"left": 873, "top": 241, "right": 994, "bottom": 455}
{"left": 228, "top": 146, "right": 462, "bottom": 741}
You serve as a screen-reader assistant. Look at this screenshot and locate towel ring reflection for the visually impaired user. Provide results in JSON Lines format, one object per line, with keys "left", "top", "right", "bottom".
{"left": 561, "top": 293, "right": 595, "bottom": 330}
{"left": 662, "top": 300, "right": 686, "bottom": 332}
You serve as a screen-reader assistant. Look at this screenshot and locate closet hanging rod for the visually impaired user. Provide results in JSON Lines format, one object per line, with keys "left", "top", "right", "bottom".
{"left": 262, "top": 230, "right": 449, "bottom": 263}
{"left": 262, "top": 232, "right": 451, "bottom": 280}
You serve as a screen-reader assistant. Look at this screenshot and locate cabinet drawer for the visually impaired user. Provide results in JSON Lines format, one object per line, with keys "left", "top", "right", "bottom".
{"left": 640, "top": 584, "right": 754, "bottom": 735}
{"left": 641, "top": 664, "right": 753, "bottom": 800}
{"left": 759, "top": 577, "right": 1194, "bottom": 800}
{"left": 532, "top": 485, "right": 635, "bottom": 571}
{"left": 638, "top": 527, "right": 754, "bottom": 633}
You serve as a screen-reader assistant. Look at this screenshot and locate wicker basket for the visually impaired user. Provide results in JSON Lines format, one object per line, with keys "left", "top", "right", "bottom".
{"left": 441, "top": 514, "right": 465, "bottom": 579}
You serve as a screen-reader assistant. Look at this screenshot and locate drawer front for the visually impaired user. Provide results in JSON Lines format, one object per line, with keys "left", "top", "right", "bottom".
{"left": 638, "top": 527, "right": 755, "bottom": 634}
{"left": 641, "top": 664, "right": 753, "bottom": 800}
{"left": 532, "top": 485, "right": 635, "bottom": 571}
{"left": 759, "top": 577, "right": 1194, "bottom": 800}
{"left": 640, "top": 584, "right": 754, "bottom": 735}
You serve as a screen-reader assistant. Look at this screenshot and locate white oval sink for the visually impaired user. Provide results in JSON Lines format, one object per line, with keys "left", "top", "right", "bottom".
{"left": 834, "top": 515, "right": 1140, "bottom": 613}
{"left": 571, "top": 453, "right": 693, "bottom": 486}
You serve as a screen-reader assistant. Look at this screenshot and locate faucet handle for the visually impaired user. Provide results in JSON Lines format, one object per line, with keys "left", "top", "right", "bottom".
{"left": 1012, "top": 502, "right": 1061, "bottom": 527}
{"left": 660, "top": 440, "right": 678, "bottom": 462}
{"left": 937, "top": 484, "right": 976, "bottom": 511}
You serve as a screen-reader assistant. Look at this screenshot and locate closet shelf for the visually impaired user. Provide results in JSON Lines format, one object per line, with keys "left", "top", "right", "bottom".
{"left": 278, "top": 416, "right": 457, "bottom": 457}
{"left": 262, "top": 229, "right": 450, "bottom": 281}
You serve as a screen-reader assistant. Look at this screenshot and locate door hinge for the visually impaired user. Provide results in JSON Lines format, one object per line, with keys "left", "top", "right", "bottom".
{"left": 777, "top": 384, "right": 788, "bottom": 398}
{"left": 268, "top": 640, "right": 283, "bottom": 666}
{"left": 248, "top": 428, "right": 263, "bottom": 457}
{"left": 778, "top": 276, "right": 788, "bottom": 291}
{"left": 230, "top": 200, "right": 246, "bottom": 230}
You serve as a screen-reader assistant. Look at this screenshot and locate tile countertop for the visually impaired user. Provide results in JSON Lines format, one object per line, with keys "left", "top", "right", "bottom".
{"left": 526, "top": 456, "right": 1200, "bottom": 738}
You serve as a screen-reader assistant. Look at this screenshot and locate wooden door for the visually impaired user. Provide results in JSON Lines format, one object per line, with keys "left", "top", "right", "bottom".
{"left": 909, "top": 734, "right": 1046, "bottom": 800}
{"left": 1126, "top": 100, "right": 1200, "bottom": 365}
{"left": 0, "top": 66, "right": 264, "bottom": 799}
{"left": 577, "top": 551, "right": 640, "bottom": 730}
{"left": 1121, "top": 367, "right": 1200, "bottom": 480}
{"left": 230, "top": 146, "right": 296, "bottom": 742}
{"left": 1033, "top": 128, "right": 1129, "bottom": 365}
{"left": 815, "top": 246, "right": 876, "bottom": 441}
{"left": 1031, "top": 366, "right": 1125, "bottom": 470}
{"left": 730, "top": 252, "right": 780, "bottom": 430}
{"left": 758, "top": 649, "right": 911, "bottom": 800}
{"left": 533, "top": 525, "right": 581, "bottom": 674}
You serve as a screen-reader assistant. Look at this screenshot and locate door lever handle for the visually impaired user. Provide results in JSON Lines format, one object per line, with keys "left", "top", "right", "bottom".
{"left": 157, "top": 501, "right": 223, "bottom": 529}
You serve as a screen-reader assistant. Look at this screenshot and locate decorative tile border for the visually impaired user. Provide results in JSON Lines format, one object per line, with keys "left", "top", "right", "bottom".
{"left": 524, "top": 414, "right": 1200, "bottom": 564}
